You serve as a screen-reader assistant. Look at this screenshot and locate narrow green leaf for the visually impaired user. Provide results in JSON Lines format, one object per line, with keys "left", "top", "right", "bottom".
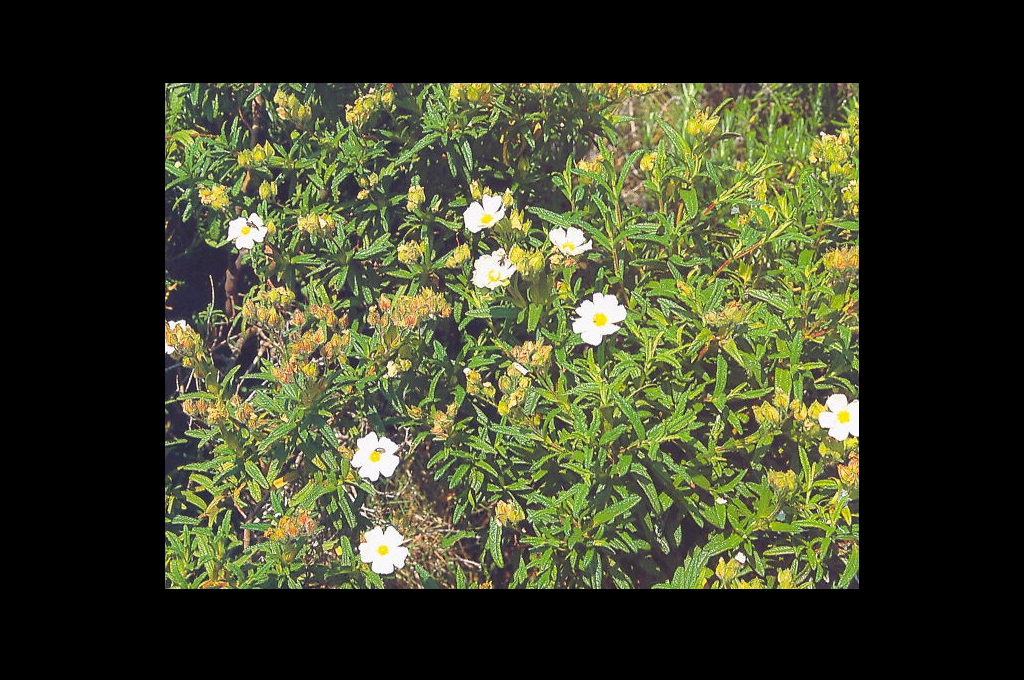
{"left": 244, "top": 461, "right": 269, "bottom": 489}
{"left": 592, "top": 494, "right": 641, "bottom": 526}
{"left": 611, "top": 392, "right": 646, "bottom": 441}
{"left": 487, "top": 517, "right": 504, "bottom": 568}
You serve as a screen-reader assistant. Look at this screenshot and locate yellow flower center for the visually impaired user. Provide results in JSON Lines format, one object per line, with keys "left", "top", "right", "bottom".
{"left": 593, "top": 313, "right": 607, "bottom": 327}
{"left": 481, "top": 214, "right": 493, "bottom": 226}
{"left": 563, "top": 241, "right": 574, "bottom": 252}
{"left": 370, "top": 447, "right": 384, "bottom": 463}
{"left": 377, "top": 545, "right": 390, "bottom": 556}
{"left": 837, "top": 410, "right": 850, "bottom": 424}
{"left": 240, "top": 225, "right": 251, "bottom": 235}
{"left": 488, "top": 269, "right": 501, "bottom": 282}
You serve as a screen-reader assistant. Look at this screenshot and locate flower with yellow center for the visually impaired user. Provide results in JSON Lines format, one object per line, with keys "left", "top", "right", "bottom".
{"left": 471, "top": 248, "right": 517, "bottom": 290}
{"left": 227, "top": 212, "right": 267, "bottom": 251}
{"left": 548, "top": 226, "right": 593, "bottom": 256}
{"left": 817, "top": 393, "right": 859, "bottom": 440}
{"left": 358, "top": 526, "right": 409, "bottom": 574}
{"left": 351, "top": 431, "right": 400, "bottom": 481}
{"left": 572, "top": 292, "right": 627, "bottom": 346}
{"left": 463, "top": 194, "right": 505, "bottom": 233}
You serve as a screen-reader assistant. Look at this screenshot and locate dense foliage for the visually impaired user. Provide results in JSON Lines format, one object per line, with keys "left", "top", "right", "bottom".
{"left": 165, "top": 83, "right": 859, "bottom": 588}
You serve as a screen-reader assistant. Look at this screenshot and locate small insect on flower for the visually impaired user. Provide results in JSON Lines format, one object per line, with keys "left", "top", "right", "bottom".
{"left": 228, "top": 212, "right": 267, "bottom": 251}
{"left": 351, "top": 431, "right": 400, "bottom": 481}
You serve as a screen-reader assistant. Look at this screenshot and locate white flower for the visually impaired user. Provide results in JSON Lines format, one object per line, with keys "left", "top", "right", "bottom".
{"left": 511, "top": 362, "right": 529, "bottom": 375}
{"left": 463, "top": 194, "right": 505, "bottom": 233}
{"left": 351, "top": 431, "right": 400, "bottom": 481}
{"left": 358, "top": 525, "right": 409, "bottom": 574}
{"left": 471, "top": 248, "right": 516, "bottom": 290}
{"left": 165, "top": 320, "right": 187, "bottom": 355}
{"left": 227, "top": 213, "right": 267, "bottom": 250}
{"left": 735, "top": 551, "right": 746, "bottom": 565}
{"left": 548, "top": 226, "right": 593, "bottom": 256}
{"left": 572, "top": 292, "right": 627, "bottom": 346}
{"left": 817, "top": 393, "right": 859, "bottom": 440}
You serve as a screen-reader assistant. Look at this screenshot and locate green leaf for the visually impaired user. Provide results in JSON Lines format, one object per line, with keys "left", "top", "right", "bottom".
{"left": 486, "top": 517, "right": 504, "bottom": 568}
{"left": 680, "top": 188, "right": 698, "bottom": 221}
{"left": 611, "top": 392, "right": 646, "bottom": 441}
{"left": 529, "top": 206, "right": 571, "bottom": 229}
{"left": 259, "top": 421, "right": 297, "bottom": 453}
{"left": 592, "top": 494, "right": 641, "bottom": 526}
{"left": 837, "top": 543, "right": 859, "bottom": 588}
{"left": 244, "top": 461, "right": 269, "bottom": 489}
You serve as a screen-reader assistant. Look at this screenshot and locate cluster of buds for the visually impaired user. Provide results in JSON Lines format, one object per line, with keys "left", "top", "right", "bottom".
{"left": 468, "top": 182, "right": 513, "bottom": 209}
{"left": 430, "top": 403, "right": 459, "bottom": 439}
{"left": 165, "top": 320, "right": 212, "bottom": 377}
{"left": 406, "top": 184, "right": 426, "bottom": 212}
{"left": 386, "top": 357, "right": 412, "bottom": 378}
{"left": 181, "top": 396, "right": 228, "bottom": 425}
{"left": 264, "top": 507, "right": 317, "bottom": 543}
{"left": 356, "top": 172, "right": 379, "bottom": 200}
{"left": 345, "top": 85, "right": 395, "bottom": 130}
{"left": 508, "top": 208, "right": 532, "bottom": 234}
{"left": 714, "top": 554, "right": 747, "bottom": 586}
{"left": 237, "top": 141, "right": 276, "bottom": 168}
{"left": 752, "top": 400, "right": 782, "bottom": 426}
{"left": 450, "top": 83, "right": 494, "bottom": 106}
{"left": 822, "top": 245, "right": 859, "bottom": 282}
{"left": 397, "top": 240, "right": 424, "bottom": 265}
{"left": 258, "top": 180, "right": 277, "bottom": 201}
{"left": 837, "top": 452, "right": 859, "bottom": 491}
{"left": 703, "top": 300, "right": 749, "bottom": 333}
{"left": 842, "top": 179, "right": 859, "bottom": 217}
{"left": 506, "top": 244, "right": 545, "bottom": 280}
{"left": 241, "top": 285, "right": 296, "bottom": 330}
{"left": 495, "top": 499, "right": 525, "bottom": 526}
{"left": 685, "top": 107, "right": 721, "bottom": 138}
{"left": 273, "top": 89, "right": 312, "bottom": 129}
{"left": 767, "top": 468, "right": 798, "bottom": 496}
{"left": 497, "top": 362, "right": 532, "bottom": 416}
{"left": 509, "top": 339, "right": 552, "bottom": 373}
{"left": 584, "top": 83, "right": 661, "bottom": 101}
{"left": 639, "top": 152, "right": 659, "bottom": 174}
{"left": 368, "top": 288, "right": 451, "bottom": 331}
{"left": 443, "top": 243, "right": 470, "bottom": 268}
{"left": 463, "top": 367, "right": 496, "bottom": 399}
{"left": 297, "top": 212, "right": 336, "bottom": 237}
{"left": 576, "top": 154, "right": 604, "bottom": 183}
{"left": 199, "top": 183, "right": 229, "bottom": 211}
{"left": 809, "top": 130, "right": 856, "bottom": 178}
{"left": 523, "top": 83, "right": 559, "bottom": 96}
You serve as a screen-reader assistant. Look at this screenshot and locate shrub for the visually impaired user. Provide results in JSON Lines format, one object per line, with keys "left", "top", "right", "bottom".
{"left": 165, "top": 83, "right": 859, "bottom": 589}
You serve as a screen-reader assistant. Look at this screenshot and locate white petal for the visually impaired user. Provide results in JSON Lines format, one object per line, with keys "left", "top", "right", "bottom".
{"left": 481, "top": 194, "right": 503, "bottom": 213}
{"left": 356, "top": 432, "right": 379, "bottom": 454}
{"left": 377, "top": 436, "right": 399, "bottom": 455}
{"left": 549, "top": 228, "right": 566, "bottom": 246}
{"left": 828, "top": 423, "right": 850, "bottom": 440}
{"left": 358, "top": 465, "right": 381, "bottom": 481}
{"left": 580, "top": 329, "right": 604, "bottom": 345}
{"left": 371, "top": 558, "right": 395, "bottom": 574}
{"left": 818, "top": 411, "right": 837, "bottom": 429}
{"left": 248, "top": 213, "right": 263, "bottom": 227}
{"left": 825, "top": 394, "right": 848, "bottom": 413}
{"left": 378, "top": 454, "right": 400, "bottom": 478}
{"left": 382, "top": 526, "right": 405, "bottom": 544}
{"left": 572, "top": 316, "right": 592, "bottom": 335}
{"left": 364, "top": 527, "right": 385, "bottom": 543}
